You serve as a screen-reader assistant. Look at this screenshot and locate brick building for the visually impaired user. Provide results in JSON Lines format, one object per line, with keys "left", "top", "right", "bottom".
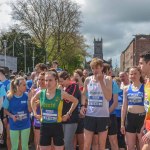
{"left": 120, "top": 34, "right": 150, "bottom": 71}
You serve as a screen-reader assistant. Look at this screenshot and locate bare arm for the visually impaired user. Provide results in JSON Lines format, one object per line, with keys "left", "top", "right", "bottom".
{"left": 121, "top": 88, "right": 128, "bottom": 126}
{"left": 109, "top": 94, "right": 118, "bottom": 113}
{"left": 4, "top": 109, "right": 13, "bottom": 119}
{"left": 27, "top": 91, "right": 32, "bottom": 112}
{"left": 62, "top": 91, "right": 78, "bottom": 115}
{"left": 80, "top": 78, "right": 89, "bottom": 116}
{"left": 99, "top": 76, "right": 112, "bottom": 101}
{"left": 81, "top": 77, "right": 89, "bottom": 106}
{"left": 4, "top": 109, "right": 17, "bottom": 122}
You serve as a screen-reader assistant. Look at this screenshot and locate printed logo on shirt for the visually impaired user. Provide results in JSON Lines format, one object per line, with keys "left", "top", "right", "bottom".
{"left": 127, "top": 92, "right": 143, "bottom": 104}
{"left": 21, "top": 101, "right": 27, "bottom": 104}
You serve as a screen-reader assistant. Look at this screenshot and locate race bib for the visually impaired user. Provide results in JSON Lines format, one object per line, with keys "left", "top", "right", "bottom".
{"left": 88, "top": 95, "right": 103, "bottom": 107}
{"left": 16, "top": 111, "right": 27, "bottom": 121}
{"left": 42, "top": 110, "right": 58, "bottom": 123}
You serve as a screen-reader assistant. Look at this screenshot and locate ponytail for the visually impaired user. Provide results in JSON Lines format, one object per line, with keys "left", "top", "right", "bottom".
{"left": 7, "top": 77, "right": 25, "bottom": 100}
{"left": 7, "top": 79, "right": 16, "bottom": 99}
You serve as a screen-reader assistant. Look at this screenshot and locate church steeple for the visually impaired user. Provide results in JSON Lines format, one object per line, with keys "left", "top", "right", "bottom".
{"left": 93, "top": 38, "right": 103, "bottom": 59}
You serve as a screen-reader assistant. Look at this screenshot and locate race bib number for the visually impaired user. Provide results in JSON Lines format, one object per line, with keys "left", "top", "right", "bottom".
{"left": 16, "top": 111, "right": 27, "bottom": 121}
{"left": 42, "top": 110, "right": 58, "bottom": 123}
{"left": 88, "top": 96, "right": 103, "bottom": 107}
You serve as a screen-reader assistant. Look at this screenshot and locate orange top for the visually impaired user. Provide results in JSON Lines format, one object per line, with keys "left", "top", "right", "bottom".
{"left": 144, "top": 81, "right": 150, "bottom": 130}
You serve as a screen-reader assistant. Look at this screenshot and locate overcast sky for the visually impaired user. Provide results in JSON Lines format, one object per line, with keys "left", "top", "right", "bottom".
{"left": 1, "top": 0, "right": 150, "bottom": 67}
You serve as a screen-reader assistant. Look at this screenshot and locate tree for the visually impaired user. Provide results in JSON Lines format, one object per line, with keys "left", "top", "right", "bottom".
{"left": 11, "top": 0, "right": 85, "bottom": 67}
{"left": 0, "top": 29, "right": 45, "bottom": 72}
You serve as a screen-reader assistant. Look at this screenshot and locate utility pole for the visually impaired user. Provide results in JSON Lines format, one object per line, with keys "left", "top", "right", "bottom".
{"left": 23, "top": 39, "right": 26, "bottom": 74}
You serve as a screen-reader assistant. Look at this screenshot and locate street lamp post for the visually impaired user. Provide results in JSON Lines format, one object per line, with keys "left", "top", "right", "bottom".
{"left": 133, "top": 35, "right": 137, "bottom": 66}
{"left": 3, "top": 40, "right": 7, "bottom": 67}
{"left": 13, "top": 41, "right": 15, "bottom": 57}
{"left": 32, "top": 47, "right": 35, "bottom": 71}
{"left": 23, "top": 39, "right": 27, "bottom": 74}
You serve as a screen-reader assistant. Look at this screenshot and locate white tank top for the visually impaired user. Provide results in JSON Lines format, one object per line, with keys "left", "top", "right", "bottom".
{"left": 86, "top": 76, "right": 109, "bottom": 117}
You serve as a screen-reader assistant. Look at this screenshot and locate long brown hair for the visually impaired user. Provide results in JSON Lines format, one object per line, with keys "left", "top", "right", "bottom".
{"left": 129, "top": 66, "right": 145, "bottom": 84}
{"left": 7, "top": 77, "right": 25, "bottom": 99}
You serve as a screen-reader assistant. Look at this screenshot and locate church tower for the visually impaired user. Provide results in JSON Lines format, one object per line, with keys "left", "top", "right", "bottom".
{"left": 93, "top": 38, "right": 103, "bottom": 59}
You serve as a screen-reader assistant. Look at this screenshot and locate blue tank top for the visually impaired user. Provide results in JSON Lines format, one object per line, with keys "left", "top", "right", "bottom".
{"left": 8, "top": 93, "right": 31, "bottom": 130}
{"left": 127, "top": 84, "right": 144, "bottom": 106}
{"left": 114, "top": 89, "right": 123, "bottom": 117}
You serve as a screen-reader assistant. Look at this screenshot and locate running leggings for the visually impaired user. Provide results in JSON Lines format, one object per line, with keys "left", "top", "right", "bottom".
{"left": 10, "top": 128, "right": 30, "bottom": 150}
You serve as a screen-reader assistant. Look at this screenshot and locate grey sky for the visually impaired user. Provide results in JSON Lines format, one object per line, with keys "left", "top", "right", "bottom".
{"left": 1, "top": 0, "right": 150, "bottom": 67}
{"left": 75, "top": 0, "right": 150, "bottom": 67}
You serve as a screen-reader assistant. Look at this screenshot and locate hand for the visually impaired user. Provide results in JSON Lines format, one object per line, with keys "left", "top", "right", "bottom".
{"left": 58, "top": 85, "right": 64, "bottom": 90}
{"left": 120, "top": 125, "right": 126, "bottom": 135}
{"left": 80, "top": 106, "right": 86, "bottom": 116}
{"left": 62, "top": 114, "right": 70, "bottom": 122}
{"left": 79, "top": 113, "right": 85, "bottom": 118}
{"left": 12, "top": 115, "right": 17, "bottom": 122}
{"left": 34, "top": 114, "right": 41, "bottom": 120}
{"left": 142, "top": 131, "right": 150, "bottom": 144}
{"left": 97, "top": 73, "right": 104, "bottom": 82}
{"left": 35, "top": 100, "right": 40, "bottom": 107}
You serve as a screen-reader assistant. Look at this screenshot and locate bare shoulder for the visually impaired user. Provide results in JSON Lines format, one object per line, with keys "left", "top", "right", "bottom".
{"left": 123, "top": 86, "right": 129, "bottom": 93}
{"left": 84, "top": 76, "right": 91, "bottom": 85}
{"left": 34, "top": 90, "right": 41, "bottom": 98}
{"left": 124, "top": 86, "right": 128, "bottom": 91}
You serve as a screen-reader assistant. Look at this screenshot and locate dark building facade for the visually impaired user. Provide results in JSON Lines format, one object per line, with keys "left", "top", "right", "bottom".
{"left": 93, "top": 38, "right": 103, "bottom": 59}
{"left": 120, "top": 34, "right": 150, "bottom": 71}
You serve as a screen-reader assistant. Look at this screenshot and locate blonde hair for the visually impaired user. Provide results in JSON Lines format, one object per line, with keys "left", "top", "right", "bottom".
{"left": 7, "top": 77, "right": 25, "bottom": 99}
{"left": 90, "top": 58, "right": 103, "bottom": 68}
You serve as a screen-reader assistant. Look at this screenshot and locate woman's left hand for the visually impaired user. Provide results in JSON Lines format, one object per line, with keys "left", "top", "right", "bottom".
{"left": 142, "top": 131, "right": 150, "bottom": 144}
{"left": 62, "top": 114, "right": 70, "bottom": 122}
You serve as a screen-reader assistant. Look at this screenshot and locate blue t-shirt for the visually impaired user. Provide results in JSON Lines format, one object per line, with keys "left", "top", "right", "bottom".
{"left": 0, "top": 82, "right": 6, "bottom": 98}
{"left": 2, "top": 79, "right": 10, "bottom": 92}
{"left": 3, "top": 93, "right": 31, "bottom": 130}
{"left": 0, "top": 82, "right": 6, "bottom": 111}
{"left": 109, "top": 80, "right": 120, "bottom": 115}
{"left": 26, "top": 80, "right": 33, "bottom": 92}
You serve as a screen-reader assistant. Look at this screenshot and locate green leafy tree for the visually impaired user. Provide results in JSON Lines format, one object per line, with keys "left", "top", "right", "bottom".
{"left": 0, "top": 29, "right": 45, "bottom": 72}
{"left": 10, "top": 0, "right": 88, "bottom": 71}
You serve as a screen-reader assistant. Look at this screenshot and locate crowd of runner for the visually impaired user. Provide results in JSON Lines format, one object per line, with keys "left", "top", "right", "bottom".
{"left": 0, "top": 53, "right": 150, "bottom": 150}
